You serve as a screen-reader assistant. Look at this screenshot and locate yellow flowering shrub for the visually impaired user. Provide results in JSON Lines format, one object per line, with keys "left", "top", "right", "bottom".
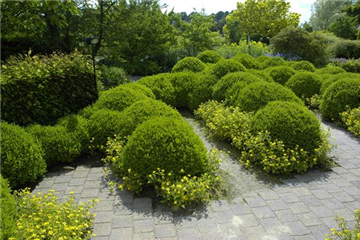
{"left": 341, "top": 107, "right": 360, "bottom": 137}
{"left": 325, "top": 209, "right": 360, "bottom": 240}
{"left": 10, "top": 189, "right": 97, "bottom": 240}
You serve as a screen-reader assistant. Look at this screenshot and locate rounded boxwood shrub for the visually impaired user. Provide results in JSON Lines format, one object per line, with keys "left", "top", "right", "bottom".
{"left": 172, "top": 57, "right": 206, "bottom": 73}
{"left": 88, "top": 109, "right": 123, "bottom": 151}
{"left": 1, "top": 175, "right": 17, "bottom": 240}
{"left": 316, "top": 66, "right": 346, "bottom": 75}
{"left": 188, "top": 74, "right": 219, "bottom": 111}
{"left": 170, "top": 72, "right": 197, "bottom": 108}
{"left": 1, "top": 121, "right": 46, "bottom": 187}
{"left": 265, "top": 66, "right": 297, "bottom": 85}
{"left": 319, "top": 73, "right": 360, "bottom": 95}
{"left": 115, "top": 99, "right": 183, "bottom": 138}
{"left": 211, "top": 59, "right": 246, "bottom": 79}
{"left": 262, "top": 56, "right": 287, "bottom": 69}
{"left": 285, "top": 72, "right": 322, "bottom": 99}
{"left": 246, "top": 69, "right": 274, "bottom": 82}
{"left": 291, "top": 61, "right": 316, "bottom": 72}
{"left": 197, "top": 50, "right": 222, "bottom": 64}
{"left": 232, "top": 53, "right": 261, "bottom": 69}
{"left": 235, "top": 81, "right": 303, "bottom": 112}
{"left": 251, "top": 101, "right": 322, "bottom": 151}
{"left": 256, "top": 55, "right": 272, "bottom": 64}
{"left": 99, "top": 66, "right": 130, "bottom": 90}
{"left": 120, "top": 117, "right": 208, "bottom": 181}
{"left": 138, "top": 73, "right": 176, "bottom": 106}
{"left": 26, "top": 124, "right": 82, "bottom": 166}
{"left": 57, "top": 114, "right": 90, "bottom": 152}
{"left": 212, "top": 72, "right": 263, "bottom": 101}
{"left": 94, "top": 86, "right": 148, "bottom": 112}
{"left": 121, "top": 83, "right": 156, "bottom": 99}
{"left": 320, "top": 79, "right": 360, "bottom": 122}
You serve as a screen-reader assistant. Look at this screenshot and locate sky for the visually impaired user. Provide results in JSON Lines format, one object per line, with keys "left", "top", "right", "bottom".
{"left": 159, "top": 0, "right": 317, "bottom": 24}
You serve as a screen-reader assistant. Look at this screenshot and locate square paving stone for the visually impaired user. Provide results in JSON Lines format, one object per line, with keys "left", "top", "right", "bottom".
{"left": 321, "top": 184, "right": 343, "bottom": 193}
{"left": 311, "top": 189, "right": 333, "bottom": 200}
{"left": 87, "top": 173, "right": 104, "bottom": 181}
{"left": 133, "top": 208, "right": 153, "bottom": 220}
{"left": 200, "top": 231, "right": 224, "bottom": 240}
{"left": 342, "top": 186, "right": 360, "bottom": 196}
{"left": 332, "top": 192, "right": 356, "bottom": 203}
{"left": 321, "top": 198, "right": 345, "bottom": 210}
{"left": 210, "top": 200, "right": 231, "bottom": 211}
{"left": 297, "top": 212, "right": 322, "bottom": 227}
{"left": 218, "top": 222, "right": 245, "bottom": 236}
{"left": 213, "top": 210, "right": 234, "bottom": 224}
{"left": 93, "top": 223, "right": 111, "bottom": 237}
{"left": 154, "top": 211, "right": 173, "bottom": 224}
{"left": 259, "top": 190, "right": 280, "bottom": 200}
{"left": 69, "top": 178, "right": 86, "bottom": 186}
{"left": 332, "top": 208, "right": 356, "bottom": 221}
{"left": 237, "top": 214, "right": 259, "bottom": 227}
{"left": 231, "top": 202, "right": 252, "bottom": 215}
{"left": 134, "top": 219, "right": 155, "bottom": 233}
{"left": 309, "top": 224, "right": 332, "bottom": 240}
{"left": 94, "top": 200, "right": 114, "bottom": 212}
{"left": 279, "top": 193, "right": 301, "bottom": 203}
{"left": 155, "top": 224, "right": 176, "bottom": 238}
{"left": 244, "top": 196, "right": 266, "bottom": 208}
{"left": 267, "top": 199, "right": 289, "bottom": 211}
{"left": 133, "top": 232, "right": 155, "bottom": 240}
{"left": 84, "top": 180, "right": 101, "bottom": 189}
{"left": 339, "top": 173, "right": 359, "bottom": 182}
{"left": 298, "top": 195, "right": 323, "bottom": 207}
{"left": 112, "top": 215, "right": 133, "bottom": 228}
{"left": 72, "top": 170, "right": 89, "bottom": 178}
{"left": 114, "top": 203, "right": 133, "bottom": 215}
{"left": 36, "top": 180, "right": 55, "bottom": 189}
{"left": 294, "top": 235, "right": 316, "bottom": 240}
{"left": 93, "top": 211, "right": 113, "bottom": 223}
{"left": 332, "top": 179, "right": 353, "bottom": 187}
{"left": 133, "top": 197, "right": 152, "bottom": 209}
{"left": 310, "top": 206, "right": 333, "bottom": 218}
{"left": 288, "top": 221, "right": 310, "bottom": 236}
{"left": 54, "top": 175, "right": 73, "bottom": 184}
{"left": 81, "top": 188, "right": 99, "bottom": 198}
{"left": 90, "top": 167, "right": 103, "bottom": 174}
{"left": 292, "top": 187, "right": 312, "bottom": 197}
{"left": 178, "top": 228, "right": 201, "bottom": 240}
{"left": 242, "top": 225, "right": 266, "bottom": 240}
{"left": 275, "top": 209, "right": 299, "bottom": 223}
{"left": 252, "top": 206, "right": 275, "bottom": 219}
{"left": 259, "top": 217, "right": 282, "bottom": 232}
{"left": 196, "top": 218, "right": 219, "bottom": 233}
{"left": 110, "top": 227, "right": 133, "bottom": 240}
{"left": 51, "top": 183, "right": 69, "bottom": 191}
{"left": 321, "top": 217, "right": 339, "bottom": 229}
{"left": 65, "top": 186, "right": 83, "bottom": 194}
{"left": 288, "top": 202, "right": 311, "bottom": 214}
{"left": 115, "top": 193, "right": 133, "bottom": 204}
{"left": 174, "top": 216, "right": 198, "bottom": 229}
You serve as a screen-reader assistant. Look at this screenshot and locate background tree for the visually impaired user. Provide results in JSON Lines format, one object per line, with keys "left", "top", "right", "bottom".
{"left": 328, "top": 14, "right": 357, "bottom": 40}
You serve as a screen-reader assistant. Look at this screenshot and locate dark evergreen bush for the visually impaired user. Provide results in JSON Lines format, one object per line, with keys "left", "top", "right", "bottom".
{"left": 197, "top": 50, "right": 222, "bottom": 64}
{"left": 211, "top": 59, "right": 246, "bottom": 79}
{"left": 172, "top": 57, "right": 206, "bottom": 73}
{"left": 1, "top": 121, "right": 46, "bottom": 187}
{"left": 265, "top": 66, "right": 297, "bottom": 85}
{"left": 0, "top": 175, "right": 17, "bottom": 240}
{"left": 332, "top": 40, "right": 360, "bottom": 59}
{"left": 291, "top": 61, "right": 316, "bottom": 72}
{"left": 100, "top": 66, "right": 130, "bottom": 90}
{"left": 285, "top": 72, "right": 322, "bottom": 99}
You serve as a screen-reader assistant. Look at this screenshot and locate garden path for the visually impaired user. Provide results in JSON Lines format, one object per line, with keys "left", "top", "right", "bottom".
{"left": 32, "top": 114, "right": 360, "bottom": 240}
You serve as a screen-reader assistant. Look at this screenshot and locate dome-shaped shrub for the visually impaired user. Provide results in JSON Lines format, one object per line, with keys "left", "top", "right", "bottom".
{"left": 246, "top": 69, "right": 274, "bottom": 82}
{"left": 265, "top": 66, "right": 297, "bottom": 85}
{"left": 320, "top": 79, "right": 360, "bottom": 122}
{"left": 211, "top": 59, "right": 246, "bottom": 79}
{"left": 256, "top": 55, "right": 272, "bottom": 63}
{"left": 121, "top": 83, "right": 156, "bottom": 99}
{"left": 251, "top": 101, "right": 322, "bottom": 151}
{"left": 285, "top": 72, "right": 322, "bottom": 99}
{"left": 26, "top": 124, "right": 82, "bottom": 165}
{"left": 88, "top": 109, "right": 123, "bottom": 150}
{"left": 138, "top": 73, "right": 176, "bottom": 106}
{"left": 197, "top": 50, "right": 222, "bottom": 64}
{"left": 232, "top": 53, "right": 261, "bottom": 69}
{"left": 115, "top": 99, "right": 183, "bottom": 138}
{"left": 319, "top": 73, "right": 360, "bottom": 95}
{"left": 262, "top": 57, "right": 287, "bottom": 69}
{"left": 212, "top": 72, "right": 263, "bottom": 101}
{"left": 120, "top": 117, "right": 208, "bottom": 181}
{"left": 57, "top": 114, "right": 90, "bottom": 152}
{"left": 1, "top": 175, "right": 17, "bottom": 240}
{"left": 291, "top": 61, "right": 316, "bottom": 72}
{"left": 172, "top": 57, "right": 206, "bottom": 73}
{"left": 316, "top": 66, "right": 346, "bottom": 75}
{"left": 1, "top": 121, "right": 46, "bottom": 187}
{"left": 188, "top": 74, "right": 218, "bottom": 111}
{"left": 170, "top": 72, "right": 197, "bottom": 108}
{"left": 94, "top": 86, "right": 148, "bottom": 112}
{"left": 235, "top": 81, "right": 303, "bottom": 112}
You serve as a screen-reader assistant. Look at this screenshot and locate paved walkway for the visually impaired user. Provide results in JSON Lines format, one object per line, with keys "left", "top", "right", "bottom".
{"left": 32, "top": 119, "right": 360, "bottom": 240}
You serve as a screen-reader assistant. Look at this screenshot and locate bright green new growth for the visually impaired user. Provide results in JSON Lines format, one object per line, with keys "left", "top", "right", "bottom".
{"left": 235, "top": 81, "right": 303, "bottom": 112}
{"left": 262, "top": 57, "right": 286, "bottom": 69}
{"left": 172, "top": 57, "right": 206, "bottom": 73}
{"left": 232, "top": 53, "right": 261, "bottom": 69}
{"left": 265, "top": 66, "right": 296, "bottom": 85}
{"left": 211, "top": 59, "right": 246, "bottom": 79}
{"left": 246, "top": 69, "right": 274, "bottom": 82}
{"left": 291, "top": 61, "right": 316, "bottom": 72}
{"left": 251, "top": 101, "right": 322, "bottom": 152}
{"left": 316, "top": 66, "right": 346, "bottom": 75}
{"left": 121, "top": 83, "right": 156, "bottom": 99}
{"left": 197, "top": 50, "right": 222, "bottom": 64}
{"left": 115, "top": 99, "right": 183, "bottom": 138}
{"left": 319, "top": 73, "right": 360, "bottom": 95}
{"left": 0, "top": 175, "right": 17, "bottom": 240}
{"left": 285, "top": 72, "right": 322, "bottom": 99}
{"left": 1, "top": 121, "right": 46, "bottom": 187}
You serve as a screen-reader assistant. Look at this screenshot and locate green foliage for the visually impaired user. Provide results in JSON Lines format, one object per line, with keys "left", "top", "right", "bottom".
{"left": 137, "top": 74, "right": 176, "bottom": 106}
{"left": 188, "top": 74, "right": 219, "bottom": 111}
{"left": 270, "top": 27, "right": 328, "bottom": 66}
{"left": 291, "top": 61, "right": 316, "bottom": 72}
{"left": 265, "top": 66, "right": 296, "bottom": 85}
{"left": 115, "top": 99, "right": 182, "bottom": 138}
{"left": 325, "top": 209, "right": 360, "bottom": 240}
{"left": 1, "top": 51, "right": 98, "bottom": 126}
{"left": 251, "top": 101, "right": 322, "bottom": 151}
{"left": 119, "top": 117, "right": 208, "bottom": 193}
{"left": 235, "top": 81, "right": 303, "bottom": 112}
{"left": 99, "top": 66, "right": 130, "bottom": 90}
{"left": 212, "top": 72, "right": 263, "bottom": 102}
{"left": 197, "top": 50, "right": 222, "bottom": 63}
{"left": 332, "top": 59, "right": 360, "bottom": 73}
{"left": 232, "top": 53, "right": 262, "bottom": 69}
{"left": 216, "top": 41, "right": 270, "bottom": 58}
{"left": 332, "top": 40, "right": 360, "bottom": 59}
{"left": 170, "top": 72, "right": 197, "bottom": 108}
{"left": 246, "top": 69, "right": 274, "bottom": 82}
{"left": 172, "top": 57, "right": 206, "bottom": 73}
{"left": 94, "top": 86, "right": 148, "bottom": 112}
{"left": 88, "top": 109, "right": 123, "bottom": 151}
{"left": 13, "top": 189, "right": 97, "bottom": 239}
{"left": 262, "top": 57, "right": 287, "bottom": 69}
{"left": 329, "top": 14, "right": 358, "bottom": 40}
{"left": 341, "top": 107, "right": 360, "bottom": 137}
{"left": 320, "top": 79, "right": 360, "bottom": 122}
{"left": 121, "top": 83, "right": 156, "bottom": 99}
{"left": 319, "top": 73, "right": 360, "bottom": 95}
{"left": 26, "top": 124, "right": 82, "bottom": 166}
{"left": 0, "top": 121, "right": 46, "bottom": 187}
{"left": 211, "top": 59, "right": 246, "bottom": 79}
{"left": 1, "top": 175, "right": 17, "bottom": 240}
{"left": 316, "top": 65, "right": 346, "bottom": 75}
{"left": 285, "top": 72, "right": 322, "bottom": 100}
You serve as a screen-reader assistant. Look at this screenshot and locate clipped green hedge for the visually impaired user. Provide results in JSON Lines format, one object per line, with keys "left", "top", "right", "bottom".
{"left": 121, "top": 83, "right": 156, "bottom": 99}
{"left": 1, "top": 51, "right": 98, "bottom": 126}
{"left": 120, "top": 117, "right": 208, "bottom": 182}
{"left": 252, "top": 101, "right": 322, "bottom": 152}
{"left": 170, "top": 72, "right": 197, "bottom": 108}
{"left": 319, "top": 73, "right": 360, "bottom": 95}
{"left": 320, "top": 79, "right": 360, "bottom": 122}
{"left": 332, "top": 40, "right": 360, "bottom": 59}
{"left": 265, "top": 66, "right": 296, "bottom": 85}
{"left": 291, "top": 61, "right": 316, "bottom": 72}
{"left": 188, "top": 74, "right": 218, "bottom": 111}
{"left": 115, "top": 99, "right": 183, "bottom": 138}
{"left": 285, "top": 72, "right": 322, "bottom": 99}
{"left": 246, "top": 69, "right": 274, "bottom": 82}
{"left": 1, "top": 121, "right": 46, "bottom": 187}
{"left": 232, "top": 53, "right": 261, "bottom": 69}
{"left": 172, "top": 57, "right": 206, "bottom": 73}
{"left": 211, "top": 59, "right": 246, "bottom": 79}
{"left": 197, "top": 50, "right": 222, "bottom": 64}
{"left": 1, "top": 175, "right": 17, "bottom": 240}
{"left": 234, "top": 81, "right": 303, "bottom": 112}
{"left": 262, "top": 57, "right": 287, "bottom": 69}
{"left": 316, "top": 66, "right": 346, "bottom": 75}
